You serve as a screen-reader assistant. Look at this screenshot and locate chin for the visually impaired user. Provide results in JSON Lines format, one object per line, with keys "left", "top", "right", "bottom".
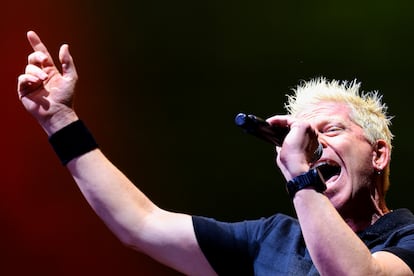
{"left": 325, "top": 190, "right": 347, "bottom": 211}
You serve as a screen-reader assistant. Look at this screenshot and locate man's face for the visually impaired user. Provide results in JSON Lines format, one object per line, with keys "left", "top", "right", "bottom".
{"left": 298, "top": 102, "right": 376, "bottom": 214}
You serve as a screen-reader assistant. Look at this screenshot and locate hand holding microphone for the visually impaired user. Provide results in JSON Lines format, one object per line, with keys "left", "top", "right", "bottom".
{"left": 234, "top": 113, "right": 323, "bottom": 163}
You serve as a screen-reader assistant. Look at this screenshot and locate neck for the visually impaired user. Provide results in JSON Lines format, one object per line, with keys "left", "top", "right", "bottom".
{"left": 343, "top": 210, "right": 388, "bottom": 232}
{"left": 341, "top": 194, "right": 389, "bottom": 232}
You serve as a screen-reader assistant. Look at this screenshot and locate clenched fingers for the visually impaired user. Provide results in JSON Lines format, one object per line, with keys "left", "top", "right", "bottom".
{"left": 17, "top": 74, "right": 43, "bottom": 98}
{"left": 25, "top": 64, "right": 48, "bottom": 80}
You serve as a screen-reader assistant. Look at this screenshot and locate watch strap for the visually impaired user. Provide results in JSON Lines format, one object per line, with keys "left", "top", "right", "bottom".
{"left": 286, "top": 168, "right": 326, "bottom": 198}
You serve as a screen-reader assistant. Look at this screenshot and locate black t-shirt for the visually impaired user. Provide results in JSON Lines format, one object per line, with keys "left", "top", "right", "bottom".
{"left": 193, "top": 209, "right": 414, "bottom": 275}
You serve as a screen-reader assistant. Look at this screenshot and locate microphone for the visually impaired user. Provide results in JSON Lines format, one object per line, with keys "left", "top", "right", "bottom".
{"left": 234, "top": 113, "right": 323, "bottom": 162}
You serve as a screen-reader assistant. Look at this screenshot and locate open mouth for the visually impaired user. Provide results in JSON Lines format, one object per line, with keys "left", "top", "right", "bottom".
{"left": 315, "top": 161, "right": 341, "bottom": 182}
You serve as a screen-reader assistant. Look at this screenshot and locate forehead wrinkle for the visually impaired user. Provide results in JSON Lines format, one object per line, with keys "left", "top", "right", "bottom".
{"left": 295, "top": 102, "right": 351, "bottom": 124}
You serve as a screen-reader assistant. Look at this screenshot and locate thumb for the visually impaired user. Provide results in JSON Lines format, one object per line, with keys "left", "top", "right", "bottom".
{"left": 59, "top": 44, "right": 78, "bottom": 80}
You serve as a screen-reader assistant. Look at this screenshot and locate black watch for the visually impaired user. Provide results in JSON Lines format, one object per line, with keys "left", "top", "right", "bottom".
{"left": 286, "top": 168, "right": 327, "bottom": 198}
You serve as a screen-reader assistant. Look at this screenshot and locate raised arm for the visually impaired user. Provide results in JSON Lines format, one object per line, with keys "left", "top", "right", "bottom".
{"left": 17, "top": 31, "right": 216, "bottom": 276}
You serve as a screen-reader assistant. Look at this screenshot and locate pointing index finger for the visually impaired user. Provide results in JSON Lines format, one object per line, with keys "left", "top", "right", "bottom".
{"left": 26, "top": 31, "right": 55, "bottom": 67}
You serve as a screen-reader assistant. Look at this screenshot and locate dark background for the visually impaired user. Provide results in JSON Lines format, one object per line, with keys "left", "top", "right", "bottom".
{"left": 3, "top": 0, "right": 414, "bottom": 274}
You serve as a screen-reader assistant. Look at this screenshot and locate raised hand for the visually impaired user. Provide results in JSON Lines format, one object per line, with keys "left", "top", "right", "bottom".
{"left": 266, "top": 115, "right": 320, "bottom": 181}
{"left": 17, "top": 31, "right": 79, "bottom": 135}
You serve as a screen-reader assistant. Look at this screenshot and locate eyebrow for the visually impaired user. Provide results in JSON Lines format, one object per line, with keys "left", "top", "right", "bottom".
{"left": 314, "top": 117, "right": 351, "bottom": 130}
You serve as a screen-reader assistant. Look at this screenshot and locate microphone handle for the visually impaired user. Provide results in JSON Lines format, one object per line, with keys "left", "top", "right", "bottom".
{"left": 235, "top": 113, "right": 322, "bottom": 162}
{"left": 234, "top": 113, "right": 289, "bottom": 146}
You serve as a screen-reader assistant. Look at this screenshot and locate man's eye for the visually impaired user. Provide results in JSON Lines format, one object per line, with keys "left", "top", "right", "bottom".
{"left": 323, "top": 126, "right": 343, "bottom": 133}
{"left": 327, "top": 127, "right": 341, "bottom": 131}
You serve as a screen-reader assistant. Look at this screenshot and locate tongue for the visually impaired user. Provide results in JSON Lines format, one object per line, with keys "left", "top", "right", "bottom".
{"left": 317, "top": 165, "right": 340, "bottom": 181}
{"left": 325, "top": 174, "right": 339, "bottom": 183}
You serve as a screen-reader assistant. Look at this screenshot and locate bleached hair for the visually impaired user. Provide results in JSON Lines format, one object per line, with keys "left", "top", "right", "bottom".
{"left": 285, "top": 77, "right": 394, "bottom": 150}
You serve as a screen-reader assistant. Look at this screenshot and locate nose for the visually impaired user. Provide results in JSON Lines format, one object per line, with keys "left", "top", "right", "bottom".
{"left": 319, "top": 138, "right": 328, "bottom": 150}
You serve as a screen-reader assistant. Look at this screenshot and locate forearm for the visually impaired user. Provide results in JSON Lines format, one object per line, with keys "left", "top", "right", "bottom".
{"left": 40, "top": 109, "right": 158, "bottom": 241}
{"left": 66, "top": 149, "right": 159, "bottom": 246}
{"left": 293, "top": 190, "right": 381, "bottom": 276}
{"left": 41, "top": 113, "right": 158, "bottom": 241}
{"left": 65, "top": 149, "right": 216, "bottom": 275}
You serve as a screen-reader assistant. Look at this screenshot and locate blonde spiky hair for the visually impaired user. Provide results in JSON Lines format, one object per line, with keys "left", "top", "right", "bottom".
{"left": 285, "top": 77, "right": 394, "bottom": 194}
{"left": 285, "top": 77, "right": 394, "bottom": 149}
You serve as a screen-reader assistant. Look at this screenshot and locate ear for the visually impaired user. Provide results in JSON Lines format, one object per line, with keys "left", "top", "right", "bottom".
{"left": 372, "top": 139, "right": 390, "bottom": 171}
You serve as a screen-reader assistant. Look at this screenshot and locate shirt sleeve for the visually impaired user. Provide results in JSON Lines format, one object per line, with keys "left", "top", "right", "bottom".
{"left": 192, "top": 216, "right": 255, "bottom": 275}
{"left": 378, "top": 222, "right": 414, "bottom": 273}
{"left": 380, "top": 225, "right": 414, "bottom": 273}
{"left": 382, "top": 247, "right": 414, "bottom": 272}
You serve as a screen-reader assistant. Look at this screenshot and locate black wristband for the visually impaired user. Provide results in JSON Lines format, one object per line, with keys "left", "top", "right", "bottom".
{"left": 49, "top": 120, "right": 98, "bottom": 165}
{"left": 286, "top": 168, "right": 326, "bottom": 198}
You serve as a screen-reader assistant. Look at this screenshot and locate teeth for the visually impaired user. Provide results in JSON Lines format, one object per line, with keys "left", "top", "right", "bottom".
{"left": 314, "top": 160, "right": 338, "bottom": 169}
